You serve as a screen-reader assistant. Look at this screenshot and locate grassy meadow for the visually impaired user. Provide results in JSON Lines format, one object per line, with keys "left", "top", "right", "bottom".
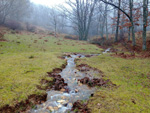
{"left": 77, "top": 54, "right": 150, "bottom": 113}
{"left": 0, "top": 28, "right": 102, "bottom": 108}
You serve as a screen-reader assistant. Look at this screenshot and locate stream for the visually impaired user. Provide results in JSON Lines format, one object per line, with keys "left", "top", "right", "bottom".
{"left": 29, "top": 48, "right": 110, "bottom": 113}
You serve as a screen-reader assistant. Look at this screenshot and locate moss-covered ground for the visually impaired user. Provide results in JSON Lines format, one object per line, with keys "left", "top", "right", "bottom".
{"left": 0, "top": 29, "right": 102, "bottom": 108}
{"left": 77, "top": 54, "right": 150, "bottom": 113}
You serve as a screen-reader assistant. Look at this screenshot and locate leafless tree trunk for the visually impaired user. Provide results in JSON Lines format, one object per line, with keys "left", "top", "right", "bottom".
{"left": 105, "top": 4, "right": 108, "bottom": 40}
{"left": 0, "top": 0, "right": 15, "bottom": 24}
{"left": 142, "top": 0, "right": 148, "bottom": 50}
{"left": 128, "top": 27, "right": 131, "bottom": 41}
{"left": 101, "top": 0, "right": 136, "bottom": 46}
{"left": 115, "top": 0, "right": 121, "bottom": 42}
{"left": 49, "top": 9, "right": 59, "bottom": 37}
{"left": 65, "top": 0, "right": 97, "bottom": 40}
{"left": 129, "top": 0, "right": 136, "bottom": 46}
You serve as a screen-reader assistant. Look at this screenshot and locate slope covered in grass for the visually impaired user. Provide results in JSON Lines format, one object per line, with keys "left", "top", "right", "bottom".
{"left": 77, "top": 54, "right": 150, "bottom": 113}
{"left": 0, "top": 29, "right": 102, "bottom": 108}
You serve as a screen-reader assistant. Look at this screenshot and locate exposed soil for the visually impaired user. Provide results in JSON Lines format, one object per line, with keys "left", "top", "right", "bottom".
{"left": 0, "top": 64, "right": 67, "bottom": 113}
{"left": 111, "top": 39, "right": 150, "bottom": 59}
{"left": 76, "top": 64, "right": 104, "bottom": 77}
{"left": 71, "top": 100, "right": 91, "bottom": 113}
{"left": 77, "top": 64, "right": 115, "bottom": 88}
{"left": 71, "top": 64, "right": 116, "bottom": 113}
{"left": 0, "top": 94, "right": 47, "bottom": 113}
{"left": 0, "top": 32, "right": 7, "bottom": 42}
{"left": 78, "top": 77, "right": 111, "bottom": 87}
{"left": 47, "top": 69, "right": 69, "bottom": 92}
{"left": 95, "top": 38, "right": 150, "bottom": 59}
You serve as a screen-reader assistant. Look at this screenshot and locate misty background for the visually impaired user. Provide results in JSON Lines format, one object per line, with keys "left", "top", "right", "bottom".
{"left": 0, "top": 0, "right": 149, "bottom": 40}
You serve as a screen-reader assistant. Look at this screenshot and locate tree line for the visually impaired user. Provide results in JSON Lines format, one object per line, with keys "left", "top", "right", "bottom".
{"left": 0, "top": 0, "right": 149, "bottom": 50}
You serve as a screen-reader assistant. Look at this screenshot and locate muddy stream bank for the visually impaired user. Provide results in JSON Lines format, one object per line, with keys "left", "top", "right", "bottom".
{"left": 29, "top": 49, "right": 111, "bottom": 113}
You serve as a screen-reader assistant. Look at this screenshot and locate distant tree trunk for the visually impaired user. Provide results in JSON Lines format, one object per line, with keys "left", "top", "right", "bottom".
{"left": 100, "top": 19, "right": 105, "bottom": 38}
{"left": 130, "top": 0, "right": 136, "bottom": 46}
{"left": 54, "top": 23, "right": 57, "bottom": 37}
{"left": 128, "top": 27, "right": 131, "bottom": 41}
{"left": 112, "top": 9, "right": 116, "bottom": 34}
{"left": 115, "top": 0, "right": 121, "bottom": 42}
{"left": 142, "top": 0, "right": 148, "bottom": 50}
{"left": 101, "top": 0, "right": 136, "bottom": 46}
{"left": 105, "top": 4, "right": 108, "bottom": 40}
{"left": 75, "top": 0, "right": 96, "bottom": 41}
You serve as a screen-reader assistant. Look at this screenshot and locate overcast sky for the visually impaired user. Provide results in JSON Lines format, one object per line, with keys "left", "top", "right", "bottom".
{"left": 30, "top": 0, "right": 65, "bottom": 7}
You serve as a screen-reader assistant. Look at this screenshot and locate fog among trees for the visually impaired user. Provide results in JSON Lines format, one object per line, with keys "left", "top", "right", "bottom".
{"left": 0, "top": 0, "right": 149, "bottom": 50}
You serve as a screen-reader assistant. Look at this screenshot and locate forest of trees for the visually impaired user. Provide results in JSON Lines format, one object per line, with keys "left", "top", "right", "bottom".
{"left": 0, "top": 0, "right": 149, "bottom": 50}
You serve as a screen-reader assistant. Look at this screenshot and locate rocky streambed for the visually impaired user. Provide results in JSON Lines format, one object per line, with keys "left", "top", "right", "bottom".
{"left": 29, "top": 49, "right": 111, "bottom": 113}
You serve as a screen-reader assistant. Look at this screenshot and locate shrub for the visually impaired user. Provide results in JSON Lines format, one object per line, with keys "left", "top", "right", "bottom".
{"left": 5, "top": 21, "right": 23, "bottom": 30}
{"left": 89, "top": 37, "right": 114, "bottom": 46}
{"left": 26, "top": 23, "right": 36, "bottom": 32}
{"left": 64, "top": 35, "right": 78, "bottom": 40}
{"left": 49, "top": 32, "right": 55, "bottom": 36}
{"left": 0, "top": 32, "right": 4, "bottom": 39}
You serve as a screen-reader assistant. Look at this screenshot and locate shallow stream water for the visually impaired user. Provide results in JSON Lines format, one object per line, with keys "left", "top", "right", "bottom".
{"left": 29, "top": 48, "right": 110, "bottom": 113}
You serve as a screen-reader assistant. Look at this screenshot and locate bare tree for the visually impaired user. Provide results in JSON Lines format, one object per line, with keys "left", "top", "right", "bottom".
{"left": 0, "top": 0, "right": 14, "bottom": 24}
{"left": 100, "top": 0, "right": 136, "bottom": 46}
{"left": 49, "top": 9, "right": 60, "bottom": 37}
{"left": 115, "top": 0, "right": 121, "bottom": 42}
{"left": 0, "top": 0, "right": 30, "bottom": 24}
{"left": 129, "top": 0, "right": 136, "bottom": 46}
{"left": 64, "top": 0, "right": 97, "bottom": 40}
{"left": 142, "top": 0, "right": 149, "bottom": 50}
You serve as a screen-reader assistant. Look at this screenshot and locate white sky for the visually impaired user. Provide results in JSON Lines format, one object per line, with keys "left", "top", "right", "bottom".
{"left": 30, "top": 0, "right": 65, "bottom": 7}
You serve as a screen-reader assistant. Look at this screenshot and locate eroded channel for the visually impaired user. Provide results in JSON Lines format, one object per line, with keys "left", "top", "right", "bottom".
{"left": 29, "top": 49, "right": 110, "bottom": 113}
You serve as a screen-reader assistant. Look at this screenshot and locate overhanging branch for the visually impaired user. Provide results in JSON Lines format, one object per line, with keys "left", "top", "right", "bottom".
{"left": 100, "top": 0, "right": 131, "bottom": 22}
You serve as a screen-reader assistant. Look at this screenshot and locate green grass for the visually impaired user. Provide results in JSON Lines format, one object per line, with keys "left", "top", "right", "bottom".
{"left": 77, "top": 54, "right": 150, "bottom": 113}
{"left": 0, "top": 30, "right": 102, "bottom": 107}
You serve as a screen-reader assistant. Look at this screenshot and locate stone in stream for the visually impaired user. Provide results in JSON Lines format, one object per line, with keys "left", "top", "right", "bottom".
{"left": 57, "top": 100, "right": 68, "bottom": 105}
{"left": 54, "top": 107, "right": 59, "bottom": 110}
{"left": 61, "top": 96, "right": 67, "bottom": 99}
{"left": 57, "top": 104, "right": 62, "bottom": 108}
{"left": 77, "top": 81, "right": 83, "bottom": 86}
{"left": 68, "top": 103, "right": 73, "bottom": 108}
{"left": 73, "top": 78, "right": 76, "bottom": 81}
{"left": 75, "top": 74, "right": 80, "bottom": 77}
{"left": 60, "top": 88, "right": 66, "bottom": 92}
{"left": 75, "top": 89, "right": 79, "bottom": 93}
{"left": 47, "top": 106, "right": 54, "bottom": 111}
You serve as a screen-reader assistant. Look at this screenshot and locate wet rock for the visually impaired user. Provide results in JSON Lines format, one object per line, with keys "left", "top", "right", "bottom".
{"left": 61, "top": 96, "right": 67, "bottom": 99}
{"left": 85, "top": 55, "right": 93, "bottom": 57}
{"left": 54, "top": 107, "right": 59, "bottom": 110}
{"left": 60, "top": 88, "right": 66, "bottom": 92}
{"left": 68, "top": 103, "right": 73, "bottom": 108}
{"left": 75, "top": 74, "right": 80, "bottom": 77}
{"left": 57, "top": 104, "right": 62, "bottom": 108}
{"left": 91, "top": 93, "right": 94, "bottom": 97}
{"left": 77, "top": 81, "right": 83, "bottom": 86}
{"left": 57, "top": 100, "right": 68, "bottom": 105}
{"left": 75, "top": 89, "right": 79, "bottom": 93}
{"left": 47, "top": 106, "right": 54, "bottom": 111}
{"left": 73, "top": 78, "right": 76, "bottom": 81}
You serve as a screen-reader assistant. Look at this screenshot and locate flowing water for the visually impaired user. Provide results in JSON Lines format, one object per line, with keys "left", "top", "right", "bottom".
{"left": 29, "top": 49, "right": 110, "bottom": 113}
